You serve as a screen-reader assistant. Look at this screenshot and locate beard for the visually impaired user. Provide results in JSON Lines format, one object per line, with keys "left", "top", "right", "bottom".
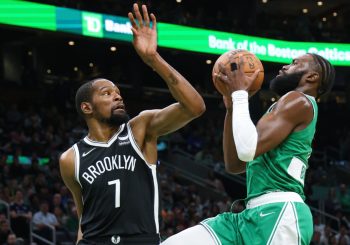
{"left": 99, "top": 109, "right": 130, "bottom": 127}
{"left": 269, "top": 71, "right": 305, "bottom": 96}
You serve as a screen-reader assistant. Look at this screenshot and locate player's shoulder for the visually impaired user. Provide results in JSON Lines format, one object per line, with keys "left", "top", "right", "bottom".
{"left": 59, "top": 147, "right": 75, "bottom": 166}
{"left": 59, "top": 147, "right": 76, "bottom": 178}
{"left": 277, "top": 91, "right": 313, "bottom": 112}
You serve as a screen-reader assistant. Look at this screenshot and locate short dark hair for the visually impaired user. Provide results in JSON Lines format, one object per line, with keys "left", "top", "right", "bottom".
{"left": 308, "top": 53, "right": 335, "bottom": 97}
{"left": 75, "top": 79, "right": 97, "bottom": 117}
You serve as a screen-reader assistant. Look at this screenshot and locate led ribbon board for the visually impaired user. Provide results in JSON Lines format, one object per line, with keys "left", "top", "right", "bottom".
{"left": 158, "top": 23, "right": 350, "bottom": 66}
{"left": 0, "top": 0, "right": 350, "bottom": 66}
{"left": 0, "top": 0, "right": 56, "bottom": 30}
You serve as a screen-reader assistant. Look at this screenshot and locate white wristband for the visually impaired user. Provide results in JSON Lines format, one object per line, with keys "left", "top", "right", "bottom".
{"left": 231, "top": 90, "right": 248, "bottom": 104}
{"left": 231, "top": 90, "right": 258, "bottom": 162}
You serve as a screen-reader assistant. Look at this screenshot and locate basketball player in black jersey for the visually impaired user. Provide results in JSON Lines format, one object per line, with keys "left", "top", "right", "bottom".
{"left": 59, "top": 3, "right": 205, "bottom": 245}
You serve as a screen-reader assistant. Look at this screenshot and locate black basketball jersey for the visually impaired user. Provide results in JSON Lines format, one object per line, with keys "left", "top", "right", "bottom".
{"left": 72, "top": 123, "right": 159, "bottom": 239}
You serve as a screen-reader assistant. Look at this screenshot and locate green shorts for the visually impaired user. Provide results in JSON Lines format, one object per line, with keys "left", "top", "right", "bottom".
{"left": 201, "top": 192, "right": 313, "bottom": 245}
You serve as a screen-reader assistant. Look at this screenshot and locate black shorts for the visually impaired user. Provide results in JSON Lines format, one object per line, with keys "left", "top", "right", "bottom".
{"left": 78, "top": 234, "right": 161, "bottom": 245}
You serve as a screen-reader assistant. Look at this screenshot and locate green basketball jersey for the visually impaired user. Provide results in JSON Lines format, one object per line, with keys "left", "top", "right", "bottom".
{"left": 246, "top": 94, "right": 318, "bottom": 202}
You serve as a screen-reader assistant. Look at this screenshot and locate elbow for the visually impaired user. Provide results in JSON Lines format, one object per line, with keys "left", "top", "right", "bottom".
{"left": 237, "top": 152, "right": 255, "bottom": 162}
{"left": 225, "top": 164, "right": 237, "bottom": 174}
{"left": 197, "top": 103, "right": 206, "bottom": 116}
{"left": 224, "top": 161, "right": 245, "bottom": 174}
{"left": 190, "top": 102, "right": 206, "bottom": 118}
{"left": 236, "top": 149, "right": 255, "bottom": 162}
{"left": 233, "top": 130, "right": 258, "bottom": 162}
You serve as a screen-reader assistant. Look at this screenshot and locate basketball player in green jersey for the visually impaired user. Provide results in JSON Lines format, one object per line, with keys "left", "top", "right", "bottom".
{"left": 162, "top": 53, "right": 335, "bottom": 245}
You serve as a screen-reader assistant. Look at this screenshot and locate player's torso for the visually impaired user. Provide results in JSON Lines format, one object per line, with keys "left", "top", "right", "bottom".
{"left": 246, "top": 94, "right": 318, "bottom": 201}
{"left": 73, "top": 123, "right": 159, "bottom": 239}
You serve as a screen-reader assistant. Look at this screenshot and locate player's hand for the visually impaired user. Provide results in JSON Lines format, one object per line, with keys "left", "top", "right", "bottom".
{"left": 128, "top": 3, "right": 157, "bottom": 66}
{"left": 214, "top": 54, "right": 260, "bottom": 96}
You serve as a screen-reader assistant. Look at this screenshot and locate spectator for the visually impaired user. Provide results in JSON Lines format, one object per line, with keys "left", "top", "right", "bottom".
{"left": 0, "top": 220, "right": 11, "bottom": 245}
{"left": 32, "top": 202, "right": 59, "bottom": 228}
{"left": 3, "top": 233, "right": 16, "bottom": 245}
{"left": 51, "top": 193, "right": 66, "bottom": 214}
{"left": 9, "top": 190, "right": 31, "bottom": 240}
{"left": 320, "top": 224, "right": 335, "bottom": 245}
{"left": 32, "top": 202, "right": 59, "bottom": 244}
{"left": 335, "top": 225, "right": 350, "bottom": 245}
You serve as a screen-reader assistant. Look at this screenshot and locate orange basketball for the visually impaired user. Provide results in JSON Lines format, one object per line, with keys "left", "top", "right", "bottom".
{"left": 212, "top": 49, "right": 264, "bottom": 96}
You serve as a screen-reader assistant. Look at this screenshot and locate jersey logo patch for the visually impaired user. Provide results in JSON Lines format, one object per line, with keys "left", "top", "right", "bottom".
{"left": 118, "top": 135, "right": 129, "bottom": 141}
{"left": 118, "top": 135, "right": 130, "bottom": 146}
{"left": 259, "top": 211, "right": 275, "bottom": 217}
{"left": 111, "top": 235, "right": 120, "bottom": 244}
{"left": 82, "top": 148, "right": 96, "bottom": 157}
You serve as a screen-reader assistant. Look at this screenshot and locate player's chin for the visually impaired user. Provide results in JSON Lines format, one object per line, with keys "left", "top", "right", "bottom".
{"left": 112, "top": 108, "right": 126, "bottom": 114}
{"left": 111, "top": 110, "right": 130, "bottom": 121}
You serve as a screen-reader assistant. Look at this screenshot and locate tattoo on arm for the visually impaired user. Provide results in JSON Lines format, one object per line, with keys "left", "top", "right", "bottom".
{"left": 168, "top": 73, "right": 179, "bottom": 85}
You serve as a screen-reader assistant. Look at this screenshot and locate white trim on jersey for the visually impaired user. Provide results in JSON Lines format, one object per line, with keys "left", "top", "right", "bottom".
{"left": 127, "top": 123, "right": 159, "bottom": 233}
{"left": 201, "top": 222, "right": 222, "bottom": 245}
{"left": 126, "top": 123, "right": 155, "bottom": 168}
{"left": 151, "top": 166, "right": 159, "bottom": 233}
{"left": 83, "top": 124, "right": 125, "bottom": 147}
{"left": 72, "top": 144, "right": 82, "bottom": 188}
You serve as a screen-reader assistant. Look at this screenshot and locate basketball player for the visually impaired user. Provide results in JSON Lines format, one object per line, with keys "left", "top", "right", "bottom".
{"left": 59, "top": 4, "right": 205, "bottom": 245}
{"left": 162, "top": 53, "right": 335, "bottom": 245}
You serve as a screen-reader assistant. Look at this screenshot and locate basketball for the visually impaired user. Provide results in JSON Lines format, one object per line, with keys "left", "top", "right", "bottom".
{"left": 212, "top": 49, "right": 264, "bottom": 96}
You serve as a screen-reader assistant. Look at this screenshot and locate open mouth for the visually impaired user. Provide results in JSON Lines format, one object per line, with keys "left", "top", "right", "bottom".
{"left": 276, "top": 70, "right": 283, "bottom": 76}
{"left": 112, "top": 104, "right": 125, "bottom": 112}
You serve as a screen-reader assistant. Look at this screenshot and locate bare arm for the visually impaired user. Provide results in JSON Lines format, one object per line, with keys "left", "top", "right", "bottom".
{"left": 59, "top": 148, "right": 83, "bottom": 243}
{"left": 128, "top": 4, "right": 205, "bottom": 137}
{"left": 139, "top": 54, "right": 205, "bottom": 137}
{"left": 254, "top": 91, "right": 313, "bottom": 156}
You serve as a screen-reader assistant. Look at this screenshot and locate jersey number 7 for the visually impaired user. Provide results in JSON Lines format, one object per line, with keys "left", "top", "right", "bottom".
{"left": 108, "top": 179, "right": 120, "bottom": 208}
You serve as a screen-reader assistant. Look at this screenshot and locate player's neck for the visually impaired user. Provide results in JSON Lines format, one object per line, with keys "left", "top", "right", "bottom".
{"left": 87, "top": 122, "right": 120, "bottom": 143}
{"left": 295, "top": 87, "right": 317, "bottom": 98}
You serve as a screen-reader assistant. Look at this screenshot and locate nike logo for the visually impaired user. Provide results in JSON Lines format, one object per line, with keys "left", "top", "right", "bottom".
{"left": 259, "top": 212, "right": 275, "bottom": 217}
{"left": 82, "top": 148, "right": 96, "bottom": 157}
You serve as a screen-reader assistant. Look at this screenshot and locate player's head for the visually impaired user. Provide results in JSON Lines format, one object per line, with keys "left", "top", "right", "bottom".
{"left": 270, "top": 53, "right": 335, "bottom": 97}
{"left": 75, "top": 78, "right": 129, "bottom": 127}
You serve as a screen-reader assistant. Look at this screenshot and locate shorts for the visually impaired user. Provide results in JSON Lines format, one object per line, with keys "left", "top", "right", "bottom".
{"left": 201, "top": 192, "right": 313, "bottom": 245}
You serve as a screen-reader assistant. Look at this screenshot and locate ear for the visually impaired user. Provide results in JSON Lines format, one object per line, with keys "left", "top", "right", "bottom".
{"left": 305, "top": 71, "right": 319, "bottom": 83}
{"left": 81, "top": 102, "right": 93, "bottom": 115}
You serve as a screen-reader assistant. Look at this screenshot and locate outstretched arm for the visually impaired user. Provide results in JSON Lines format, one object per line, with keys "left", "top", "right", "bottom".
{"left": 128, "top": 4, "right": 205, "bottom": 138}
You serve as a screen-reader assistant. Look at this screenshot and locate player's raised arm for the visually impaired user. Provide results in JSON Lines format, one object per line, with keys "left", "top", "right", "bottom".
{"left": 222, "top": 96, "right": 246, "bottom": 174}
{"left": 214, "top": 56, "right": 260, "bottom": 173}
{"left": 128, "top": 3, "right": 205, "bottom": 138}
